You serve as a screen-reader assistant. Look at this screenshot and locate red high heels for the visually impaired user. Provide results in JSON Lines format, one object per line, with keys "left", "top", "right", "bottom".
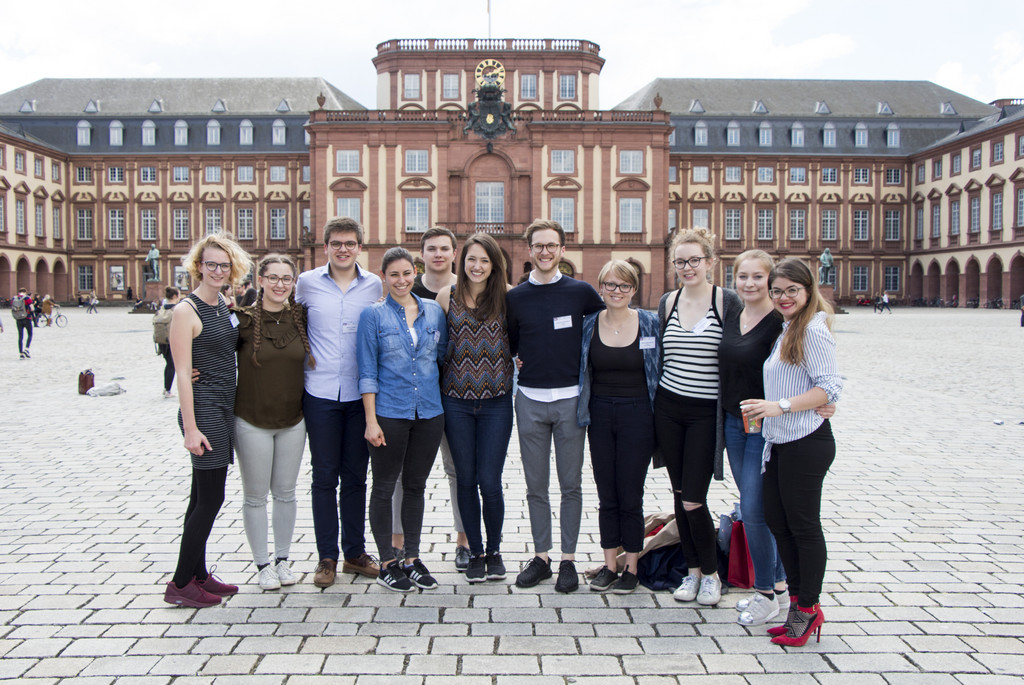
{"left": 766, "top": 597, "right": 798, "bottom": 637}
{"left": 771, "top": 604, "right": 823, "bottom": 646}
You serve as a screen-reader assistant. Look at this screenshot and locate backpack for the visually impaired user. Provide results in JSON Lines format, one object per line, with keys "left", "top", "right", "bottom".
{"left": 152, "top": 307, "right": 173, "bottom": 344}
{"left": 11, "top": 296, "right": 28, "bottom": 320}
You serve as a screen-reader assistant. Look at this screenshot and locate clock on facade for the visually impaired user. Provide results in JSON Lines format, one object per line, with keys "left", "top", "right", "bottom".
{"left": 475, "top": 59, "right": 506, "bottom": 86}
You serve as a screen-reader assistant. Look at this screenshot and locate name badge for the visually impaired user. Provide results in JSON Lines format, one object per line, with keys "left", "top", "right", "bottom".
{"left": 229, "top": 313, "right": 240, "bottom": 328}
{"left": 639, "top": 336, "right": 656, "bottom": 350}
{"left": 692, "top": 317, "right": 711, "bottom": 335}
{"left": 341, "top": 321, "right": 358, "bottom": 334}
{"left": 553, "top": 315, "right": 572, "bottom": 330}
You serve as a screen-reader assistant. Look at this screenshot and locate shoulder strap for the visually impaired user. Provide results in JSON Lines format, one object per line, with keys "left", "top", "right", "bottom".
{"left": 664, "top": 289, "right": 682, "bottom": 326}
{"left": 709, "top": 285, "right": 724, "bottom": 326}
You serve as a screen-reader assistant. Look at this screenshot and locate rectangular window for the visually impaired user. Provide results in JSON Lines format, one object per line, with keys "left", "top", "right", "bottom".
{"left": 668, "top": 208, "right": 677, "bottom": 231}
{"left": 239, "top": 123, "right": 253, "bottom": 146}
{"left": 77, "top": 208, "right": 93, "bottom": 240}
{"left": 442, "top": 73, "right": 460, "bottom": 99}
{"left": 725, "top": 166, "right": 741, "bottom": 183}
{"left": 914, "top": 206, "right": 923, "bottom": 240}
{"left": 724, "top": 208, "right": 742, "bottom": 240}
{"left": 270, "top": 208, "right": 287, "bottom": 239}
{"left": 172, "top": 166, "right": 189, "bottom": 183}
{"left": 77, "top": 166, "right": 92, "bottom": 183}
{"left": 205, "top": 166, "right": 222, "bottom": 183}
{"left": 107, "top": 166, "right": 124, "bottom": 183}
{"left": 789, "top": 167, "right": 806, "bottom": 184}
{"left": 692, "top": 166, "right": 709, "bottom": 183}
{"left": 821, "top": 167, "right": 837, "bottom": 184}
{"left": 403, "top": 73, "right": 420, "bottom": 99}
{"left": 694, "top": 126, "right": 708, "bottom": 146}
{"left": 51, "top": 162, "right": 60, "bottom": 182}
{"left": 727, "top": 126, "right": 740, "bottom": 146}
{"left": 34, "top": 157, "right": 43, "bottom": 177}
{"left": 853, "top": 168, "right": 870, "bottom": 184}
{"left": 520, "top": 74, "right": 537, "bottom": 99}
{"left": 173, "top": 208, "right": 190, "bottom": 240}
{"left": 916, "top": 164, "right": 925, "bottom": 183}
{"left": 884, "top": 210, "right": 901, "bottom": 241}
{"left": 237, "top": 208, "right": 254, "bottom": 239}
{"left": 205, "top": 208, "right": 222, "bottom": 234}
{"left": 886, "top": 128, "right": 900, "bottom": 148}
{"left": 404, "top": 197, "right": 429, "bottom": 232}
{"left": 668, "top": 128, "right": 676, "bottom": 146}
{"left": 207, "top": 123, "right": 220, "bottom": 146}
{"left": 933, "top": 159, "right": 942, "bottom": 180}
{"left": 823, "top": 128, "right": 836, "bottom": 148}
{"left": 969, "top": 196, "right": 980, "bottom": 233}
{"left": 559, "top": 74, "right": 576, "bottom": 100}
{"left": 77, "top": 125, "right": 91, "bottom": 146}
{"left": 951, "top": 153, "right": 961, "bottom": 175}
{"left": 174, "top": 124, "right": 188, "bottom": 146}
{"left": 405, "top": 150, "right": 429, "bottom": 175}
{"left": 551, "top": 150, "right": 574, "bottom": 174}
{"left": 302, "top": 165, "right": 310, "bottom": 183}
{"left": 931, "top": 204, "right": 941, "bottom": 238}
{"left": 551, "top": 197, "right": 575, "bottom": 232}
{"left": 971, "top": 147, "right": 982, "bottom": 169}
{"left": 756, "top": 209, "right": 774, "bottom": 239}
{"left": 141, "top": 209, "right": 157, "bottom": 241}
{"left": 852, "top": 265, "right": 868, "bottom": 292}
{"left": 668, "top": 165, "right": 678, "bottom": 183}
{"left": 791, "top": 127, "right": 804, "bottom": 147}
{"left": 302, "top": 208, "right": 311, "bottom": 230}
{"left": 855, "top": 128, "right": 868, "bottom": 147}
{"left": 821, "top": 209, "right": 837, "bottom": 241}
{"left": 336, "top": 150, "right": 360, "bottom": 174}
{"left": 993, "top": 141, "right": 1004, "bottom": 163}
{"left": 885, "top": 168, "right": 902, "bottom": 185}
{"left": 724, "top": 265, "right": 734, "bottom": 290}
{"left": 1018, "top": 188, "right": 1024, "bottom": 227}
{"left": 237, "top": 165, "right": 254, "bottom": 183}
{"left": 789, "top": 209, "right": 806, "bottom": 240}
{"left": 619, "top": 198, "right": 643, "bottom": 233}
{"left": 759, "top": 126, "right": 772, "bottom": 147}
{"left": 269, "top": 165, "right": 287, "bottom": 182}
{"left": 13, "top": 152, "right": 24, "bottom": 172}
{"left": 52, "top": 206, "right": 61, "bottom": 239}
{"left": 15, "top": 199, "right": 25, "bottom": 234}
{"left": 853, "top": 210, "right": 870, "bottom": 241}
{"left": 140, "top": 166, "right": 157, "bottom": 183}
{"left": 108, "top": 209, "right": 125, "bottom": 240}
{"left": 142, "top": 124, "right": 156, "bottom": 146}
{"left": 951, "top": 200, "right": 960, "bottom": 235}
{"left": 0, "top": 196, "right": 5, "bottom": 232}
{"left": 757, "top": 166, "right": 774, "bottom": 184}
{"left": 619, "top": 150, "right": 643, "bottom": 174}
{"left": 992, "top": 192, "right": 1003, "bottom": 231}
{"left": 475, "top": 182, "right": 504, "bottom": 223}
{"left": 692, "top": 208, "right": 709, "bottom": 229}
{"left": 77, "top": 265, "right": 94, "bottom": 292}
{"left": 336, "top": 197, "right": 362, "bottom": 222}
{"left": 884, "top": 266, "right": 900, "bottom": 292}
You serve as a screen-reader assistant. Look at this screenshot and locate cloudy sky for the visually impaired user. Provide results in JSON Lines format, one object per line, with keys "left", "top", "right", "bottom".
{"left": 1, "top": 0, "right": 1021, "bottom": 108}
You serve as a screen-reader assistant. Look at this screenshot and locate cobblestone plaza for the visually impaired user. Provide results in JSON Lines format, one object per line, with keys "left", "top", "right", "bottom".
{"left": 1, "top": 306, "right": 1023, "bottom": 683}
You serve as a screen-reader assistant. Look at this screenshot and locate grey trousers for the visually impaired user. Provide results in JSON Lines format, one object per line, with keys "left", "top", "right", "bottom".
{"left": 391, "top": 433, "right": 463, "bottom": 535}
{"left": 514, "top": 391, "right": 586, "bottom": 555}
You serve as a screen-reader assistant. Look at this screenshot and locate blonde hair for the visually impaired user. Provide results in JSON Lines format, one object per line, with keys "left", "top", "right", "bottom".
{"left": 597, "top": 259, "right": 639, "bottom": 290}
{"left": 182, "top": 232, "right": 253, "bottom": 285}
{"left": 670, "top": 227, "right": 716, "bottom": 261}
{"left": 770, "top": 258, "right": 834, "bottom": 366}
{"left": 734, "top": 249, "right": 774, "bottom": 274}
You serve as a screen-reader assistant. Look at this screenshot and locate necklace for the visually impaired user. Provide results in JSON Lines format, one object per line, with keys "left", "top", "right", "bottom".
{"left": 265, "top": 309, "right": 284, "bottom": 325}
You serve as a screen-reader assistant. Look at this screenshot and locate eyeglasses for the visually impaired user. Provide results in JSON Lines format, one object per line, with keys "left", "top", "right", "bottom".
{"left": 769, "top": 285, "right": 806, "bottom": 299}
{"left": 672, "top": 256, "right": 706, "bottom": 269}
{"left": 328, "top": 240, "right": 359, "bottom": 251}
{"left": 263, "top": 275, "right": 295, "bottom": 286}
{"left": 531, "top": 243, "right": 562, "bottom": 253}
{"left": 203, "top": 261, "right": 232, "bottom": 273}
{"left": 601, "top": 282, "right": 635, "bottom": 293}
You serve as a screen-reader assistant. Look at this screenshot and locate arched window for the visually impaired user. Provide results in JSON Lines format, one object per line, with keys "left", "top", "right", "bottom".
{"left": 207, "top": 120, "right": 221, "bottom": 146}
{"left": 758, "top": 121, "right": 772, "bottom": 147}
{"left": 726, "top": 121, "right": 740, "bottom": 146}
{"left": 239, "top": 119, "right": 253, "bottom": 146}
{"left": 694, "top": 120, "right": 708, "bottom": 146}
{"left": 77, "top": 120, "right": 92, "bottom": 146}
{"left": 823, "top": 121, "right": 836, "bottom": 148}
{"left": 272, "top": 119, "right": 286, "bottom": 145}
{"left": 886, "top": 122, "right": 900, "bottom": 148}
{"left": 303, "top": 119, "right": 311, "bottom": 145}
{"left": 109, "top": 120, "right": 124, "bottom": 147}
{"left": 854, "top": 122, "right": 868, "bottom": 147}
{"left": 791, "top": 122, "right": 804, "bottom": 147}
{"left": 174, "top": 120, "right": 188, "bottom": 146}
{"left": 142, "top": 120, "right": 156, "bottom": 146}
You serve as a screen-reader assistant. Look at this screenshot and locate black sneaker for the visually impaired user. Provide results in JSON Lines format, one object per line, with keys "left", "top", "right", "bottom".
{"left": 485, "top": 552, "right": 506, "bottom": 581}
{"left": 555, "top": 560, "right": 579, "bottom": 593}
{"left": 589, "top": 566, "right": 619, "bottom": 593}
{"left": 611, "top": 570, "right": 639, "bottom": 594}
{"left": 377, "top": 563, "right": 415, "bottom": 593}
{"left": 22, "top": 348, "right": 30, "bottom": 358}
{"left": 403, "top": 558, "right": 438, "bottom": 590}
{"left": 515, "top": 556, "right": 552, "bottom": 588}
{"left": 465, "top": 556, "right": 486, "bottom": 583}
{"left": 454, "top": 545, "right": 471, "bottom": 572}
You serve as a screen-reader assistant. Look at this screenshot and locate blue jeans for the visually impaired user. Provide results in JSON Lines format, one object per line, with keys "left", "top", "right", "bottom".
{"left": 442, "top": 393, "right": 513, "bottom": 557}
{"left": 303, "top": 392, "right": 370, "bottom": 562}
{"left": 724, "top": 412, "right": 786, "bottom": 591}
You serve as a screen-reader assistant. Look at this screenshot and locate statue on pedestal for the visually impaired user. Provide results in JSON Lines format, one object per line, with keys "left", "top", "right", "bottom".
{"left": 818, "top": 248, "right": 835, "bottom": 286}
{"left": 144, "top": 244, "right": 161, "bottom": 282}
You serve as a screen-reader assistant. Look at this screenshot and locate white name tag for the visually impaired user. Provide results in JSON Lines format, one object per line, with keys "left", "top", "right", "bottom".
{"left": 229, "top": 313, "right": 240, "bottom": 328}
{"left": 692, "top": 317, "right": 711, "bottom": 335}
{"left": 639, "top": 336, "right": 656, "bottom": 350}
{"left": 553, "top": 315, "right": 572, "bottom": 330}
{"left": 341, "top": 321, "right": 358, "bottom": 334}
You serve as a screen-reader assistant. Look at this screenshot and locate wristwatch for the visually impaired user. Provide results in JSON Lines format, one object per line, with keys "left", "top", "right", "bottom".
{"left": 778, "top": 398, "right": 792, "bottom": 414}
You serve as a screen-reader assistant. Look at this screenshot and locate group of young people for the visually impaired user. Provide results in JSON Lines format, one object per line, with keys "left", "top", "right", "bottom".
{"left": 161, "top": 217, "right": 841, "bottom": 648}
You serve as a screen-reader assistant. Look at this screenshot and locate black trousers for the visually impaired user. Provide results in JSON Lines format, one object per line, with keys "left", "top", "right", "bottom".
{"left": 159, "top": 344, "right": 175, "bottom": 392}
{"left": 763, "top": 421, "right": 835, "bottom": 607}
{"left": 172, "top": 466, "right": 228, "bottom": 588}
{"left": 17, "top": 319, "right": 33, "bottom": 354}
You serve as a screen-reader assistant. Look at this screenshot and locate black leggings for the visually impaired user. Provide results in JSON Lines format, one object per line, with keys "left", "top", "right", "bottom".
{"left": 654, "top": 388, "right": 718, "bottom": 575}
{"left": 160, "top": 344, "right": 175, "bottom": 392}
{"left": 172, "top": 466, "right": 228, "bottom": 588}
{"left": 763, "top": 421, "right": 835, "bottom": 607}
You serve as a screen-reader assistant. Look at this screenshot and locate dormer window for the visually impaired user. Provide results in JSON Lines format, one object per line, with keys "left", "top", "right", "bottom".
{"left": 19, "top": 100, "right": 35, "bottom": 113}
{"left": 276, "top": 99, "right": 291, "bottom": 112}
{"left": 886, "top": 123, "right": 900, "bottom": 148}
{"left": 758, "top": 121, "right": 772, "bottom": 147}
{"left": 207, "top": 120, "right": 221, "bottom": 146}
{"left": 815, "top": 101, "right": 831, "bottom": 115}
{"left": 304, "top": 119, "right": 311, "bottom": 146}
{"left": 823, "top": 122, "right": 836, "bottom": 148}
{"left": 148, "top": 99, "right": 163, "bottom": 113}
{"left": 239, "top": 119, "right": 253, "bottom": 145}
{"left": 727, "top": 121, "right": 740, "bottom": 146}
{"left": 689, "top": 99, "right": 705, "bottom": 114}
{"left": 791, "top": 122, "right": 804, "bottom": 147}
{"left": 77, "top": 120, "right": 92, "bottom": 146}
{"left": 941, "top": 102, "right": 957, "bottom": 116}
{"left": 109, "top": 120, "right": 124, "bottom": 147}
{"left": 752, "top": 100, "right": 768, "bottom": 114}
{"left": 694, "top": 121, "right": 708, "bottom": 146}
{"left": 272, "top": 119, "right": 286, "bottom": 145}
{"left": 212, "top": 99, "right": 227, "bottom": 112}
{"left": 854, "top": 123, "right": 868, "bottom": 147}
{"left": 878, "top": 101, "right": 894, "bottom": 115}
{"left": 84, "top": 100, "right": 100, "bottom": 113}
{"left": 174, "top": 120, "right": 188, "bottom": 146}
{"left": 142, "top": 120, "right": 156, "bottom": 146}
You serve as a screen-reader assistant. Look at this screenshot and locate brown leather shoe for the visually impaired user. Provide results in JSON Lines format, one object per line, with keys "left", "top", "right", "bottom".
{"left": 342, "top": 552, "right": 380, "bottom": 578}
{"left": 313, "top": 558, "right": 337, "bottom": 588}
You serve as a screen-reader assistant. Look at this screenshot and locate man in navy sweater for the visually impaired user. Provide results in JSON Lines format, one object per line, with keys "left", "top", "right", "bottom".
{"left": 507, "top": 220, "right": 604, "bottom": 592}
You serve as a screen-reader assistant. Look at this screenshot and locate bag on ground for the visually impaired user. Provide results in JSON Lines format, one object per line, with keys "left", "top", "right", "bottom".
{"left": 78, "top": 369, "right": 95, "bottom": 395}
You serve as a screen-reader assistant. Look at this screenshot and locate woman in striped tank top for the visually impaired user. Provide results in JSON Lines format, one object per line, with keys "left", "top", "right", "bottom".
{"left": 164, "top": 233, "right": 253, "bottom": 609}
{"left": 436, "top": 233, "right": 515, "bottom": 584}
{"left": 655, "top": 228, "right": 741, "bottom": 607}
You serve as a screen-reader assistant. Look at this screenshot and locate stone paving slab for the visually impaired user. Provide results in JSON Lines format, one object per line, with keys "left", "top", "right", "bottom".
{"left": 1, "top": 307, "right": 1022, "bottom": 682}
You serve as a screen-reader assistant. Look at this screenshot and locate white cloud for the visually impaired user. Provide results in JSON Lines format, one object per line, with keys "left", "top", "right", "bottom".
{"left": 991, "top": 32, "right": 1024, "bottom": 101}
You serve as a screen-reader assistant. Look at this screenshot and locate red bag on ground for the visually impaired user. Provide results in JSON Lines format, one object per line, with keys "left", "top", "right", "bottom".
{"left": 727, "top": 520, "right": 755, "bottom": 588}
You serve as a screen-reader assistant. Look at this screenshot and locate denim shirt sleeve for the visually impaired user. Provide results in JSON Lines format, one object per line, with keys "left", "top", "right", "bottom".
{"left": 356, "top": 304, "right": 382, "bottom": 396}
{"left": 576, "top": 312, "right": 599, "bottom": 427}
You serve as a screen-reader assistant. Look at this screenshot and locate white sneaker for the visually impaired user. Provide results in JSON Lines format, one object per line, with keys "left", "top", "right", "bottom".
{"left": 258, "top": 565, "right": 281, "bottom": 590}
{"left": 673, "top": 574, "right": 700, "bottom": 602}
{"left": 275, "top": 559, "right": 296, "bottom": 586}
{"left": 696, "top": 574, "right": 722, "bottom": 605}
{"left": 738, "top": 588, "right": 788, "bottom": 612}
{"left": 738, "top": 592, "right": 781, "bottom": 625}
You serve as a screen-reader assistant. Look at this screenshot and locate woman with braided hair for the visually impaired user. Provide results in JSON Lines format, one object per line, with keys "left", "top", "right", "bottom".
{"left": 234, "top": 253, "right": 315, "bottom": 590}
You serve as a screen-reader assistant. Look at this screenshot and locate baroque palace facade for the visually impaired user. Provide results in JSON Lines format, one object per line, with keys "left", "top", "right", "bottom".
{"left": 1, "top": 38, "right": 1022, "bottom": 308}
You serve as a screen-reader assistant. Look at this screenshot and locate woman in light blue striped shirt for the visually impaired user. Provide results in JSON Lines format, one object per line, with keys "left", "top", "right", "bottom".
{"left": 740, "top": 258, "right": 842, "bottom": 647}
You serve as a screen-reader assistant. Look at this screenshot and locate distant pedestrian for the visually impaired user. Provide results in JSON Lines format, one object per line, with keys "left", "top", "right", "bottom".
{"left": 127, "top": 286, "right": 134, "bottom": 301}
{"left": 153, "top": 286, "right": 180, "bottom": 397}
{"left": 879, "top": 293, "right": 892, "bottom": 314}
{"left": 12, "top": 288, "right": 33, "bottom": 359}
{"left": 87, "top": 292, "right": 99, "bottom": 314}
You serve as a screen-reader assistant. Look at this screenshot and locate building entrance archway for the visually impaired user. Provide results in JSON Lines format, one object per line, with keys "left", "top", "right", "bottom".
{"left": 909, "top": 262, "right": 924, "bottom": 302}
{"left": 1009, "top": 254, "right": 1024, "bottom": 308}
{"left": 926, "top": 261, "right": 941, "bottom": 302}
{"left": 985, "top": 255, "right": 1003, "bottom": 306}
{"left": 965, "top": 258, "right": 980, "bottom": 304}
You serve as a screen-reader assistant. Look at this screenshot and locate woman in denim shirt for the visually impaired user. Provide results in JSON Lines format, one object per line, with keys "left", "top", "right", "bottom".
{"left": 358, "top": 247, "right": 448, "bottom": 593}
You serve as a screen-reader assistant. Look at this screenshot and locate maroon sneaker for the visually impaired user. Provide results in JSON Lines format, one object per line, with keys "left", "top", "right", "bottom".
{"left": 197, "top": 572, "right": 238, "bottom": 597}
{"left": 164, "top": 579, "right": 222, "bottom": 608}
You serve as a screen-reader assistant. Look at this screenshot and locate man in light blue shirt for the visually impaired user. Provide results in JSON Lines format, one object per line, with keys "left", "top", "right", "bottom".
{"left": 296, "top": 217, "right": 383, "bottom": 588}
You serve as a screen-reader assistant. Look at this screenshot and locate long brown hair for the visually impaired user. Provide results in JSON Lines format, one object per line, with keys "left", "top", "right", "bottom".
{"left": 455, "top": 233, "right": 508, "bottom": 321}
{"left": 770, "top": 258, "right": 833, "bottom": 366}
{"left": 251, "top": 254, "right": 315, "bottom": 369}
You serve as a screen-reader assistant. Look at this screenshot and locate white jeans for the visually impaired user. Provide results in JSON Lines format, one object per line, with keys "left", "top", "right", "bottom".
{"left": 234, "top": 417, "right": 307, "bottom": 566}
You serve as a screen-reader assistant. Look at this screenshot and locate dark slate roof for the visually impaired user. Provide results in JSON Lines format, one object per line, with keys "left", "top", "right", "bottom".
{"left": 0, "top": 121, "right": 63, "bottom": 153}
{"left": 0, "top": 77, "right": 364, "bottom": 115}
{"left": 916, "top": 105, "right": 1024, "bottom": 153}
{"left": 615, "top": 78, "right": 997, "bottom": 119}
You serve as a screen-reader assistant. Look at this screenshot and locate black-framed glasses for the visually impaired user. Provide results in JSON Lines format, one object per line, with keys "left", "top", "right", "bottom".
{"left": 769, "top": 285, "right": 805, "bottom": 299}
{"left": 531, "top": 242, "right": 562, "bottom": 253}
{"left": 203, "top": 261, "right": 231, "bottom": 272}
{"left": 601, "top": 282, "right": 635, "bottom": 293}
{"left": 328, "top": 240, "right": 359, "bottom": 251}
{"left": 672, "top": 256, "right": 706, "bottom": 269}
{"left": 263, "top": 275, "right": 295, "bottom": 286}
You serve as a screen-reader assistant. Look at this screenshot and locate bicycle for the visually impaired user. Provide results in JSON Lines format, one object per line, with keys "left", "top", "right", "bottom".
{"left": 38, "top": 309, "right": 68, "bottom": 328}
